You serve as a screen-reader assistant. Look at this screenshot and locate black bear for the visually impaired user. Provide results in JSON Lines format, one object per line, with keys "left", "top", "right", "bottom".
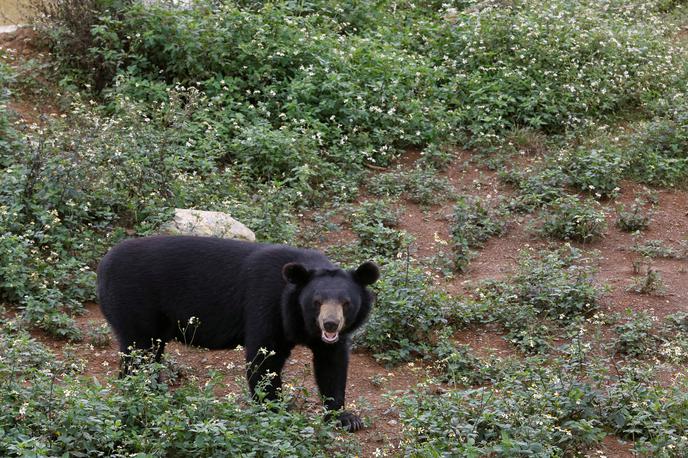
{"left": 97, "top": 235, "right": 379, "bottom": 431}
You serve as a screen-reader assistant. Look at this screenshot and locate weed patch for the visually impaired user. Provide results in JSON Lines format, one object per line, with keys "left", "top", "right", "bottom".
{"left": 356, "top": 259, "right": 451, "bottom": 365}
{"left": 451, "top": 195, "right": 509, "bottom": 271}
{"left": 538, "top": 195, "right": 607, "bottom": 243}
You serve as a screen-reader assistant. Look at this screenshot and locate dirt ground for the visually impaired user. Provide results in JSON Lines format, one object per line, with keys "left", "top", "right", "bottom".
{"left": 4, "top": 28, "right": 688, "bottom": 458}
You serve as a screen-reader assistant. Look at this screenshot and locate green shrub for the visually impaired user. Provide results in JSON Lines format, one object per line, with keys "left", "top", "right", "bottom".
{"left": 368, "top": 167, "right": 455, "bottom": 206}
{"left": 432, "top": 332, "right": 490, "bottom": 386}
{"left": 87, "top": 321, "right": 112, "bottom": 348}
{"left": 394, "top": 357, "right": 606, "bottom": 456}
{"left": 478, "top": 247, "right": 601, "bottom": 353}
{"left": 0, "top": 92, "right": 304, "bottom": 336}
{"left": 564, "top": 147, "right": 625, "bottom": 199}
{"left": 501, "top": 167, "right": 568, "bottom": 213}
{"left": 395, "top": 356, "right": 688, "bottom": 456}
{"left": 433, "top": 0, "right": 681, "bottom": 139}
{"left": 632, "top": 239, "right": 685, "bottom": 258}
{"left": 356, "top": 259, "right": 451, "bottom": 365}
{"left": 626, "top": 93, "right": 688, "bottom": 187}
{"left": 349, "top": 200, "right": 413, "bottom": 258}
{"left": 616, "top": 199, "right": 653, "bottom": 232}
{"left": 538, "top": 195, "right": 607, "bottom": 243}
{"left": 510, "top": 247, "right": 601, "bottom": 320}
{"left": 627, "top": 265, "right": 667, "bottom": 295}
{"left": 0, "top": 59, "right": 18, "bottom": 156}
{"left": 451, "top": 196, "right": 508, "bottom": 271}
{"left": 614, "top": 312, "right": 658, "bottom": 357}
{"left": 605, "top": 368, "right": 688, "bottom": 454}
{"left": 0, "top": 336, "right": 355, "bottom": 456}
{"left": 659, "top": 312, "right": 688, "bottom": 364}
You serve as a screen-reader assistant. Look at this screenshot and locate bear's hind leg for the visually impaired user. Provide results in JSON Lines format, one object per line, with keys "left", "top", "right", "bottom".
{"left": 118, "top": 337, "right": 167, "bottom": 376}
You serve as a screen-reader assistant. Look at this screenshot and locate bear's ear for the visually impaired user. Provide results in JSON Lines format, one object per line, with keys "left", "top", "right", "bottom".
{"left": 353, "top": 261, "right": 380, "bottom": 286}
{"left": 282, "top": 262, "right": 311, "bottom": 285}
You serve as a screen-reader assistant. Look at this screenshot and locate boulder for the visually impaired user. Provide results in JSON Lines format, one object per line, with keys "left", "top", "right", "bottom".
{"left": 160, "top": 209, "right": 256, "bottom": 242}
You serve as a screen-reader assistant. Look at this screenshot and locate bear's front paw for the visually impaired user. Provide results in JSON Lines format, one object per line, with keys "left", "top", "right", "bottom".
{"left": 337, "top": 411, "right": 364, "bottom": 432}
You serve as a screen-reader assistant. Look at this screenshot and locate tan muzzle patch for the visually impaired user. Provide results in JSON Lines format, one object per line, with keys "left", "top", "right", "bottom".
{"left": 318, "top": 301, "right": 345, "bottom": 343}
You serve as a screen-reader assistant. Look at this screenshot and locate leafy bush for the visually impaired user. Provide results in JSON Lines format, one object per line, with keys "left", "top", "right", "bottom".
{"left": 86, "top": 321, "right": 112, "bottom": 348}
{"left": 510, "top": 247, "right": 601, "bottom": 320}
{"left": 632, "top": 239, "right": 686, "bottom": 259}
{"left": 356, "top": 259, "right": 451, "bottom": 365}
{"left": 478, "top": 246, "right": 601, "bottom": 353}
{"left": 626, "top": 93, "right": 688, "bottom": 187}
{"left": 605, "top": 367, "right": 688, "bottom": 455}
{"left": 0, "top": 92, "right": 303, "bottom": 336}
{"left": 0, "top": 59, "right": 18, "bottom": 156}
{"left": 451, "top": 195, "right": 508, "bottom": 271}
{"left": 564, "top": 147, "right": 624, "bottom": 199}
{"left": 32, "top": 0, "right": 133, "bottom": 89}
{"left": 501, "top": 167, "right": 568, "bottom": 213}
{"left": 396, "top": 354, "right": 688, "bottom": 456}
{"left": 627, "top": 265, "right": 667, "bottom": 295}
{"left": 614, "top": 312, "right": 658, "bottom": 357}
{"left": 538, "top": 195, "right": 607, "bottom": 243}
{"left": 0, "top": 329, "right": 355, "bottom": 456}
{"left": 394, "top": 356, "right": 606, "bottom": 456}
{"left": 432, "top": 0, "right": 681, "bottom": 140}
{"left": 349, "top": 200, "right": 412, "bottom": 258}
{"left": 432, "top": 332, "right": 490, "bottom": 386}
{"left": 659, "top": 312, "right": 688, "bottom": 364}
{"left": 37, "top": 0, "right": 684, "bottom": 160}
{"left": 368, "top": 166, "right": 455, "bottom": 206}
{"left": 616, "top": 198, "right": 653, "bottom": 232}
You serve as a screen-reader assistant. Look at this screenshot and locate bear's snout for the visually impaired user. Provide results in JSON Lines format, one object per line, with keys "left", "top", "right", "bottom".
{"left": 318, "top": 301, "right": 345, "bottom": 343}
{"left": 323, "top": 320, "right": 339, "bottom": 332}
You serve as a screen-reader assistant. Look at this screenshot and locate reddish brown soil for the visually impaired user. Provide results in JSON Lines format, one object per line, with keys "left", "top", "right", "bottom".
{"left": 15, "top": 119, "right": 688, "bottom": 458}
{"left": 6, "top": 28, "right": 688, "bottom": 458}
{"left": 1, "top": 27, "right": 62, "bottom": 122}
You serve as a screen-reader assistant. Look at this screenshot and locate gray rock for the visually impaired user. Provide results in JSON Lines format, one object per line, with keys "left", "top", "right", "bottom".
{"left": 0, "top": 25, "right": 23, "bottom": 34}
{"left": 160, "top": 209, "right": 255, "bottom": 241}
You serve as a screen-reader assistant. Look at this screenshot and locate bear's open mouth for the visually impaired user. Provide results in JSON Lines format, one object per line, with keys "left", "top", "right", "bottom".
{"left": 321, "top": 330, "right": 339, "bottom": 343}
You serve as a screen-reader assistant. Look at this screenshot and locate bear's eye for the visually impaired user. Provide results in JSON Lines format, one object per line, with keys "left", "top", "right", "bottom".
{"left": 313, "top": 300, "right": 322, "bottom": 308}
{"left": 342, "top": 300, "right": 350, "bottom": 310}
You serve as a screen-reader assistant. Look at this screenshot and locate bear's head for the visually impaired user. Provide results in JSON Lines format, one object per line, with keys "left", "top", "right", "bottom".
{"left": 282, "top": 261, "right": 379, "bottom": 344}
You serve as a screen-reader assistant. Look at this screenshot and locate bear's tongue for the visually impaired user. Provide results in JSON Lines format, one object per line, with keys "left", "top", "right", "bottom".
{"left": 322, "top": 331, "right": 339, "bottom": 343}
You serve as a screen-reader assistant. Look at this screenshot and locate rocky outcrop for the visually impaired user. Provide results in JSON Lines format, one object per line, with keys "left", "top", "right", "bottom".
{"left": 160, "top": 209, "right": 256, "bottom": 241}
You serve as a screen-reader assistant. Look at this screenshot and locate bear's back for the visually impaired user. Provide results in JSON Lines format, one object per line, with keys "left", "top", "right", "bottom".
{"left": 97, "top": 236, "right": 331, "bottom": 349}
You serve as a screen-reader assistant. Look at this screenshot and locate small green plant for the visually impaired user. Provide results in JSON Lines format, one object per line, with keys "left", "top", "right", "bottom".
{"left": 451, "top": 195, "right": 509, "bottom": 271}
{"left": 632, "top": 239, "right": 683, "bottom": 259}
{"left": 394, "top": 355, "right": 606, "bottom": 456}
{"left": 502, "top": 166, "right": 569, "bottom": 213}
{"left": 564, "top": 147, "right": 625, "bottom": 199}
{"left": 478, "top": 246, "right": 601, "bottom": 353}
{"left": 350, "top": 200, "right": 413, "bottom": 258}
{"left": 614, "top": 311, "right": 658, "bottom": 357}
{"left": 616, "top": 198, "right": 653, "bottom": 232}
{"left": 432, "top": 332, "right": 488, "bottom": 386}
{"left": 368, "top": 167, "right": 454, "bottom": 206}
{"left": 538, "top": 195, "right": 607, "bottom": 243}
{"left": 356, "top": 258, "right": 451, "bottom": 365}
{"left": 86, "top": 321, "right": 111, "bottom": 348}
{"left": 658, "top": 312, "right": 688, "bottom": 364}
{"left": 626, "top": 96, "right": 688, "bottom": 187}
{"left": 0, "top": 341, "right": 355, "bottom": 456}
{"left": 627, "top": 264, "right": 667, "bottom": 295}
{"left": 405, "top": 168, "right": 455, "bottom": 206}
{"left": 368, "top": 374, "right": 388, "bottom": 388}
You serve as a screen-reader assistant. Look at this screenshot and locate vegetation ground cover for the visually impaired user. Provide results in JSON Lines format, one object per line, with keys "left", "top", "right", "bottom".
{"left": 1, "top": 0, "right": 688, "bottom": 455}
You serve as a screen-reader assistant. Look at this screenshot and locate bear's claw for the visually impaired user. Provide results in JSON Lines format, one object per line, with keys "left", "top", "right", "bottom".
{"left": 338, "top": 411, "right": 364, "bottom": 432}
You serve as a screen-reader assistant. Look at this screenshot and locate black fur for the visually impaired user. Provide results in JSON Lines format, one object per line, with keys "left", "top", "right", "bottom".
{"left": 97, "top": 235, "right": 378, "bottom": 431}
